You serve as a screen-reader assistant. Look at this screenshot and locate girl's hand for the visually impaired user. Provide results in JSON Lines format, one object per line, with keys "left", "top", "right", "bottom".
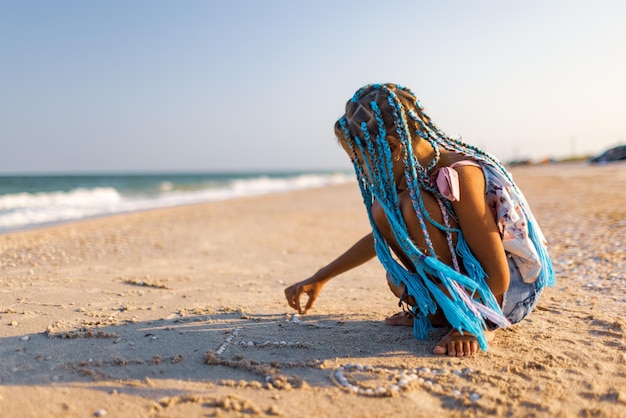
{"left": 284, "top": 277, "right": 326, "bottom": 314}
{"left": 284, "top": 233, "right": 375, "bottom": 314}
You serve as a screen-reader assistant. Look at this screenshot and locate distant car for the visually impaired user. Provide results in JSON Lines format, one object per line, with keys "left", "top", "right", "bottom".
{"left": 589, "top": 145, "right": 626, "bottom": 164}
{"left": 506, "top": 159, "right": 532, "bottom": 167}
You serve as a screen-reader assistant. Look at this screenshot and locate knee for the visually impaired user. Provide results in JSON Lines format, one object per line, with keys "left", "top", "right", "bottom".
{"left": 372, "top": 194, "right": 414, "bottom": 233}
{"left": 398, "top": 193, "right": 416, "bottom": 221}
{"left": 372, "top": 201, "right": 391, "bottom": 235}
{"left": 386, "top": 272, "right": 404, "bottom": 298}
{"left": 387, "top": 272, "right": 417, "bottom": 306}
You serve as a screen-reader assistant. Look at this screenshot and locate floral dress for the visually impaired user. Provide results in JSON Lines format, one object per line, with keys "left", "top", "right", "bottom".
{"left": 431, "top": 160, "right": 546, "bottom": 284}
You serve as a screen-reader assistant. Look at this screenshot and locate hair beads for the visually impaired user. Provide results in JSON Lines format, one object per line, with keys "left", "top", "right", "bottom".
{"left": 338, "top": 83, "right": 553, "bottom": 349}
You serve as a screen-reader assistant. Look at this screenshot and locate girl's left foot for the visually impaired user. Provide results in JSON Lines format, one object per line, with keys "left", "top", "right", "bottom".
{"left": 433, "top": 329, "right": 495, "bottom": 357}
{"left": 384, "top": 312, "right": 413, "bottom": 326}
{"left": 384, "top": 310, "right": 451, "bottom": 327}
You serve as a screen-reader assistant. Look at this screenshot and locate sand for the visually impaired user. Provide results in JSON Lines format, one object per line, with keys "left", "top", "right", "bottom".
{"left": 0, "top": 162, "right": 625, "bottom": 418}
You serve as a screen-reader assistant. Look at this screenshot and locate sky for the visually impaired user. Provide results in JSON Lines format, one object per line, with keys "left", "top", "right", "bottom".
{"left": 1, "top": 1, "right": 625, "bottom": 174}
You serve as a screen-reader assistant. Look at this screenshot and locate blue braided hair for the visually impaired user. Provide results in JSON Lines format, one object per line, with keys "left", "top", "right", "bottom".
{"left": 395, "top": 84, "right": 555, "bottom": 291}
{"left": 335, "top": 83, "right": 554, "bottom": 350}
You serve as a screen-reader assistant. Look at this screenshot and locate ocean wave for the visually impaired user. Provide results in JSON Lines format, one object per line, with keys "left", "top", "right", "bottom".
{"left": 0, "top": 187, "right": 122, "bottom": 210}
{"left": 0, "top": 172, "right": 354, "bottom": 232}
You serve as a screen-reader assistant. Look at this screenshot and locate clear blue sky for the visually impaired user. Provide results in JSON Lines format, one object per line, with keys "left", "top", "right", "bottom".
{"left": 1, "top": 1, "right": 624, "bottom": 174}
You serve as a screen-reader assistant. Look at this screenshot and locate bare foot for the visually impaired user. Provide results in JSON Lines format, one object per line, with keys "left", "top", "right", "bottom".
{"left": 384, "top": 312, "right": 413, "bottom": 327}
{"left": 433, "top": 329, "right": 495, "bottom": 357}
{"left": 384, "top": 310, "right": 451, "bottom": 327}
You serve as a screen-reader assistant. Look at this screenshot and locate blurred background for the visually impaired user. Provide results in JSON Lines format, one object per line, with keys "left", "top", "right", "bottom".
{"left": 2, "top": 0, "right": 625, "bottom": 173}
{"left": 1, "top": 0, "right": 624, "bottom": 231}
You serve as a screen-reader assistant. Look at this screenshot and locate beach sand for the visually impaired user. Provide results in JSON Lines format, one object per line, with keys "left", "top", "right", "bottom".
{"left": 1, "top": 162, "right": 625, "bottom": 418}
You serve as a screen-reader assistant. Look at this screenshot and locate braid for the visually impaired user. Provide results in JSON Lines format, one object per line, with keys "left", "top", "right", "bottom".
{"left": 337, "top": 83, "right": 509, "bottom": 349}
{"left": 380, "top": 85, "right": 439, "bottom": 255}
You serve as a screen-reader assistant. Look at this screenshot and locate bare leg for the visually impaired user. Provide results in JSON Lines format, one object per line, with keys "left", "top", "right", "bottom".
{"left": 384, "top": 311, "right": 414, "bottom": 326}
{"left": 374, "top": 191, "right": 497, "bottom": 354}
{"left": 385, "top": 275, "right": 449, "bottom": 327}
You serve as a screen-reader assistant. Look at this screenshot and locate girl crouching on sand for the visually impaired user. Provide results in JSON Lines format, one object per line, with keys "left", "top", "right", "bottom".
{"left": 285, "top": 83, "right": 555, "bottom": 357}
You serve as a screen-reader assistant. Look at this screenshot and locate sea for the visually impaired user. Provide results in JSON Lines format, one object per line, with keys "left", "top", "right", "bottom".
{"left": 0, "top": 171, "right": 354, "bottom": 234}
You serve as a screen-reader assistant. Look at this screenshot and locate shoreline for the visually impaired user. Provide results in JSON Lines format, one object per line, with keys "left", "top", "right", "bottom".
{"left": 0, "top": 170, "right": 355, "bottom": 236}
{"left": 1, "top": 163, "right": 625, "bottom": 417}
{"left": 1, "top": 160, "right": 619, "bottom": 237}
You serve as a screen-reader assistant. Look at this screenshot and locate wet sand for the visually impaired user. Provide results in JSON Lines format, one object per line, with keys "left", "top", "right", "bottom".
{"left": 1, "top": 162, "right": 625, "bottom": 417}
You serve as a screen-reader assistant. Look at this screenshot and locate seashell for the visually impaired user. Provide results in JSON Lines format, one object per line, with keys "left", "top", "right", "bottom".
{"left": 330, "top": 363, "right": 489, "bottom": 399}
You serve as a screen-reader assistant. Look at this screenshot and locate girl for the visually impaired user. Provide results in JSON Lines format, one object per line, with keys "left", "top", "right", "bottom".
{"left": 285, "top": 83, "right": 555, "bottom": 356}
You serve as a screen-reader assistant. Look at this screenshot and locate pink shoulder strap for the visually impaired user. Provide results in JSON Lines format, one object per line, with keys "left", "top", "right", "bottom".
{"left": 448, "top": 160, "right": 481, "bottom": 170}
{"left": 431, "top": 160, "right": 481, "bottom": 202}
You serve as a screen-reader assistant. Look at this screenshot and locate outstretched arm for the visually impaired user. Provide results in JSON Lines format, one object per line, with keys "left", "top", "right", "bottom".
{"left": 284, "top": 232, "right": 376, "bottom": 314}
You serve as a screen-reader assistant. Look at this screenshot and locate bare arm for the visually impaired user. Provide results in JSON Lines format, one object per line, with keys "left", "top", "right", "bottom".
{"left": 451, "top": 166, "right": 510, "bottom": 300}
{"left": 284, "top": 232, "right": 376, "bottom": 313}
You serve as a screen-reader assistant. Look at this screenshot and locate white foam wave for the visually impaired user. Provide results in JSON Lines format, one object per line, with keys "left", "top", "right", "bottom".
{"left": 0, "top": 173, "right": 354, "bottom": 232}
{"left": 0, "top": 187, "right": 122, "bottom": 210}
